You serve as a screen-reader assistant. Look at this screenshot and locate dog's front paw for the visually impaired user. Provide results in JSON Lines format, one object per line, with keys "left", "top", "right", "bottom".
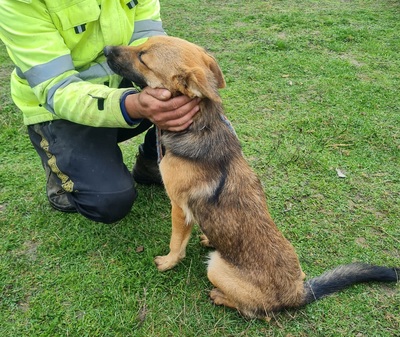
{"left": 154, "top": 254, "right": 179, "bottom": 272}
{"left": 200, "top": 234, "right": 214, "bottom": 248}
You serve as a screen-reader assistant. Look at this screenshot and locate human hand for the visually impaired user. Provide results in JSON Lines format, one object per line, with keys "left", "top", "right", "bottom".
{"left": 124, "top": 87, "right": 200, "bottom": 131}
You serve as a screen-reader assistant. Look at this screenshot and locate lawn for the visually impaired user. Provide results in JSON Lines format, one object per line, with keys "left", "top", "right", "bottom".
{"left": 0, "top": 0, "right": 399, "bottom": 336}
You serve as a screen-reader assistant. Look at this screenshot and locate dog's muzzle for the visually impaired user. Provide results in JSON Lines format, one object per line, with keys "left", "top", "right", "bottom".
{"left": 103, "top": 46, "right": 115, "bottom": 57}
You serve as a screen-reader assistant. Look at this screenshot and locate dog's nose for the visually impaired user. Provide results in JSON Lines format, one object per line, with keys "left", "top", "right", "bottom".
{"left": 103, "top": 46, "right": 112, "bottom": 57}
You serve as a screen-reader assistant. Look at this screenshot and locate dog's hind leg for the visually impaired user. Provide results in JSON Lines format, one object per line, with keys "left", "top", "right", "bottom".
{"left": 155, "top": 201, "right": 193, "bottom": 271}
{"left": 207, "top": 251, "right": 266, "bottom": 317}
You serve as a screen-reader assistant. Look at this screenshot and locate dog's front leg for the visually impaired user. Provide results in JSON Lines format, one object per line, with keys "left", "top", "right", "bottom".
{"left": 155, "top": 202, "right": 193, "bottom": 271}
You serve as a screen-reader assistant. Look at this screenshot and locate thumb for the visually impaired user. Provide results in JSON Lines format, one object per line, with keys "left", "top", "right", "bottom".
{"left": 145, "top": 87, "right": 172, "bottom": 101}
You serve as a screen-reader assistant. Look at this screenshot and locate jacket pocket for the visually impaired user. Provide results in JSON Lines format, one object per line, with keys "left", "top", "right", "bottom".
{"left": 47, "top": 0, "right": 100, "bottom": 31}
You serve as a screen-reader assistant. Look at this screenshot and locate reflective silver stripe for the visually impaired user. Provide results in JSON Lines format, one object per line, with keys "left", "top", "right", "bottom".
{"left": 17, "top": 54, "right": 113, "bottom": 113}
{"left": 74, "top": 24, "right": 86, "bottom": 34}
{"left": 79, "top": 61, "right": 114, "bottom": 80}
{"left": 127, "top": 0, "right": 137, "bottom": 9}
{"left": 45, "top": 75, "right": 82, "bottom": 114}
{"left": 23, "top": 54, "right": 74, "bottom": 88}
{"left": 20, "top": 59, "right": 112, "bottom": 83}
{"left": 130, "top": 20, "right": 165, "bottom": 44}
{"left": 44, "top": 61, "right": 113, "bottom": 113}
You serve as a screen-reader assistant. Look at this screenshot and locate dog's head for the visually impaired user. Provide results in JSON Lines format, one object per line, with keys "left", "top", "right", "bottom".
{"left": 104, "top": 36, "right": 226, "bottom": 102}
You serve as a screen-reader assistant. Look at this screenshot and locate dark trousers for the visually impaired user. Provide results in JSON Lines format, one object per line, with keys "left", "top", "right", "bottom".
{"left": 27, "top": 119, "right": 155, "bottom": 223}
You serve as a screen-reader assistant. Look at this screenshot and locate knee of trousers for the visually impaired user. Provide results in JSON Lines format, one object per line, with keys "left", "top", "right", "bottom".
{"left": 71, "top": 186, "right": 138, "bottom": 224}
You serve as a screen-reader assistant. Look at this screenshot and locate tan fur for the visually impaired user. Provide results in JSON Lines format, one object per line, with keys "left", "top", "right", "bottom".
{"left": 106, "top": 35, "right": 307, "bottom": 316}
{"left": 105, "top": 36, "right": 398, "bottom": 318}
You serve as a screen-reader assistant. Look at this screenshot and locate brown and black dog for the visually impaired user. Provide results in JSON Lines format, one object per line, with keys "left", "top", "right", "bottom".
{"left": 105, "top": 36, "right": 399, "bottom": 318}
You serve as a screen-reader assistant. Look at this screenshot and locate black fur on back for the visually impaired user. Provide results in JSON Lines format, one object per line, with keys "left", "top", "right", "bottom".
{"left": 208, "top": 169, "right": 227, "bottom": 204}
{"left": 161, "top": 98, "right": 241, "bottom": 171}
{"left": 303, "top": 263, "right": 399, "bottom": 305}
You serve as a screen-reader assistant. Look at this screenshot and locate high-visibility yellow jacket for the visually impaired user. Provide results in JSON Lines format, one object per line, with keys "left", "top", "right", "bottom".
{"left": 0, "top": 0, "right": 165, "bottom": 127}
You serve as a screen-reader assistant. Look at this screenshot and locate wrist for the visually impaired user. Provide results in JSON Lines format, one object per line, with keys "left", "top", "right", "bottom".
{"left": 120, "top": 90, "right": 143, "bottom": 126}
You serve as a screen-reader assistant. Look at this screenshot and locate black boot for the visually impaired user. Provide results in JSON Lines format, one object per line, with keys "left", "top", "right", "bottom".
{"left": 132, "top": 144, "right": 163, "bottom": 185}
{"left": 45, "top": 165, "right": 76, "bottom": 213}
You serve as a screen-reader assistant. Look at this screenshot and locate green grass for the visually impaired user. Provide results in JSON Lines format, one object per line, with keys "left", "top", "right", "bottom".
{"left": 1, "top": 0, "right": 399, "bottom": 336}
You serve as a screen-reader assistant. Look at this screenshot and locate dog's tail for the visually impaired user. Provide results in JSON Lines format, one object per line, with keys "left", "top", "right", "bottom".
{"left": 302, "top": 263, "right": 399, "bottom": 305}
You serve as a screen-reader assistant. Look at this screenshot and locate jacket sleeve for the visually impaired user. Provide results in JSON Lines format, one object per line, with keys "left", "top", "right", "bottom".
{"left": 0, "top": 0, "right": 165, "bottom": 128}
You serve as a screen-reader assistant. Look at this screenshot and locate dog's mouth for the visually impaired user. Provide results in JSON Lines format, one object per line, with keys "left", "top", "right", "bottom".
{"left": 104, "top": 46, "right": 148, "bottom": 89}
{"left": 107, "top": 59, "right": 148, "bottom": 89}
{"left": 121, "top": 70, "right": 147, "bottom": 89}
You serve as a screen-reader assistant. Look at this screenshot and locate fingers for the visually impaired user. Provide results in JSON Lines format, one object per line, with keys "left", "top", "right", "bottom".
{"left": 125, "top": 87, "right": 201, "bottom": 131}
{"left": 154, "top": 97, "right": 200, "bottom": 131}
{"left": 161, "top": 101, "right": 200, "bottom": 132}
{"left": 145, "top": 87, "right": 172, "bottom": 101}
{"left": 143, "top": 87, "right": 196, "bottom": 112}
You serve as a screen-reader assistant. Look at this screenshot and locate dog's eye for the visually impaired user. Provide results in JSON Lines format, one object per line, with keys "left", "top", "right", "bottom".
{"left": 138, "top": 51, "right": 147, "bottom": 66}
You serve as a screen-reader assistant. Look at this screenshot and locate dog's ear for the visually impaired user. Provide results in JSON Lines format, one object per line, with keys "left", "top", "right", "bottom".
{"left": 189, "top": 67, "right": 222, "bottom": 102}
{"left": 173, "top": 58, "right": 225, "bottom": 102}
{"left": 203, "top": 52, "right": 226, "bottom": 90}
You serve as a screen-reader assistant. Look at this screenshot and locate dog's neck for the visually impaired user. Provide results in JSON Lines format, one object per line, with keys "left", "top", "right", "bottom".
{"left": 161, "top": 97, "right": 242, "bottom": 166}
{"left": 191, "top": 98, "right": 224, "bottom": 130}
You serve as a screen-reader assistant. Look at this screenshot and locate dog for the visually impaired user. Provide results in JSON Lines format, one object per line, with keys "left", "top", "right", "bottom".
{"left": 105, "top": 36, "right": 399, "bottom": 318}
